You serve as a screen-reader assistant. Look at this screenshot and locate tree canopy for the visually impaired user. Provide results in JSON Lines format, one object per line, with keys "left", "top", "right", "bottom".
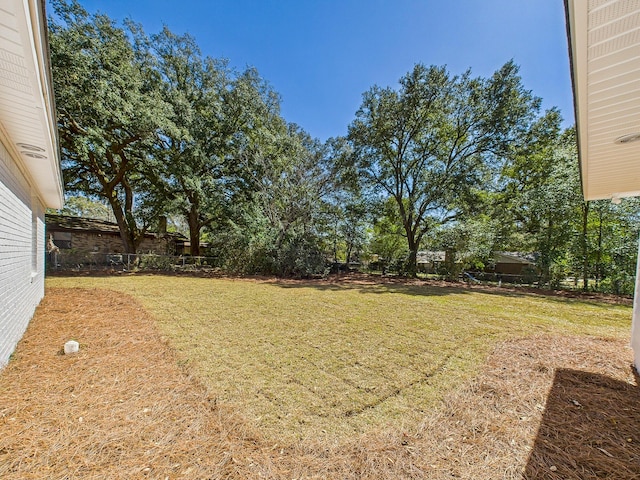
{"left": 346, "top": 61, "right": 542, "bottom": 274}
{"left": 49, "top": 1, "right": 640, "bottom": 289}
{"left": 49, "top": 0, "right": 174, "bottom": 252}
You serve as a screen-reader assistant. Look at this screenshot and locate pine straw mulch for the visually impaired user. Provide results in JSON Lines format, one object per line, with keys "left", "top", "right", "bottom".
{"left": 1, "top": 287, "right": 639, "bottom": 479}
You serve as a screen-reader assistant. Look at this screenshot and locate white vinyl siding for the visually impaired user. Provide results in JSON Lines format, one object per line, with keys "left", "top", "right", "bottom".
{"left": 0, "top": 139, "right": 45, "bottom": 367}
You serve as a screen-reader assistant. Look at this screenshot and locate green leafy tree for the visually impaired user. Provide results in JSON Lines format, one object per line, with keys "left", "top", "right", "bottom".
{"left": 338, "top": 199, "right": 370, "bottom": 264}
{"left": 574, "top": 198, "right": 640, "bottom": 294}
{"left": 248, "top": 125, "right": 333, "bottom": 276}
{"left": 502, "top": 126, "right": 582, "bottom": 287}
{"left": 49, "top": 195, "right": 114, "bottom": 221}
{"left": 49, "top": 0, "right": 172, "bottom": 253}
{"left": 206, "top": 122, "right": 334, "bottom": 277}
{"left": 604, "top": 198, "right": 640, "bottom": 294}
{"left": 321, "top": 195, "right": 370, "bottom": 265}
{"left": 347, "top": 61, "right": 540, "bottom": 275}
{"left": 429, "top": 215, "right": 500, "bottom": 277}
{"left": 144, "top": 27, "right": 234, "bottom": 256}
{"left": 320, "top": 137, "right": 371, "bottom": 265}
{"left": 369, "top": 198, "right": 409, "bottom": 272}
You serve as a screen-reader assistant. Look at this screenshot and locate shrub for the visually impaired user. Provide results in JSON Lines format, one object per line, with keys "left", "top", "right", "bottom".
{"left": 137, "top": 254, "right": 175, "bottom": 271}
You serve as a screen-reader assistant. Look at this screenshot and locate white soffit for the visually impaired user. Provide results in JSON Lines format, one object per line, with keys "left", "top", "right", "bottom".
{"left": 0, "top": 0, "right": 63, "bottom": 208}
{"left": 567, "top": 0, "right": 640, "bottom": 201}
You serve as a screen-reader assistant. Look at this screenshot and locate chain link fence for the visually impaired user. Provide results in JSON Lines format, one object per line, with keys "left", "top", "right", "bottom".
{"left": 462, "top": 271, "right": 539, "bottom": 285}
{"left": 47, "top": 251, "right": 220, "bottom": 273}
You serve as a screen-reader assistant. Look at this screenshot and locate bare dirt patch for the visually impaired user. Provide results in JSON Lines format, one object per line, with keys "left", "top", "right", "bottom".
{"left": 1, "top": 286, "right": 638, "bottom": 479}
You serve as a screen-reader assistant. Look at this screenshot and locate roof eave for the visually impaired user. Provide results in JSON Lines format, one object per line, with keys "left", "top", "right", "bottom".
{"left": 564, "top": 0, "right": 590, "bottom": 201}
{"left": 0, "top": 0, "right": 64, "bottom": 209}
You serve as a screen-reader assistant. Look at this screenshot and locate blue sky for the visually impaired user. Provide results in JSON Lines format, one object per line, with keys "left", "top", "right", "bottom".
{"left": 66, "top": 0, "right": 574, "bottom": 142}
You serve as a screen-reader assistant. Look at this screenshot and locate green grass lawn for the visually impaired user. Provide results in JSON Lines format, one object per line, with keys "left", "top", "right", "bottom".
{"left": 46, "top": 275, "right": 632, "bottom": 440}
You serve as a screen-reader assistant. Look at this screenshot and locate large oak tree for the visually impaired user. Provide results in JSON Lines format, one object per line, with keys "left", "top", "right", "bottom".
{"left": 49, "top": 0, "right": 172, "bottom": 253}
{"left": 347, "top": 61, "right": 541, "bottom": 274}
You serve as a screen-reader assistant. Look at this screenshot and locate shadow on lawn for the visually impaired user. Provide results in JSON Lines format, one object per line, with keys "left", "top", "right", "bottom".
{"left": 272, "top": 276, "right": 469, "bottom": 297}
{"left": 271, "top": 274, "right": 627, "bottom": 307}
{"left": 523, "top": 368, "right": 640, "bottom": 479}
{"left": 48, "top": 270, "right": 630, "bottom": 307}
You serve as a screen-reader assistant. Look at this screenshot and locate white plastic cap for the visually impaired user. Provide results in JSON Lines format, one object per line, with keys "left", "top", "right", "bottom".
{"left": 64, "top": 340, "right": 79, "bottom": 354}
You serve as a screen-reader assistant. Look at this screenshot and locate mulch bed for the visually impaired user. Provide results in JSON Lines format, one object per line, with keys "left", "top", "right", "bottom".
{"left": 0, "top": 286, "right": 638, "bottom": 479}
{"left": 0, "top": 288, "right": 268, "bottom": 479}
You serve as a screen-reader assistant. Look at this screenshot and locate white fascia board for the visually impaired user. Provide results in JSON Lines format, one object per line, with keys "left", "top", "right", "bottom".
{"left": 13, "top": 0, "right": 64, "bottom": 208}
{"left": 566, "top": 0, "right": 590, "bottom": 200}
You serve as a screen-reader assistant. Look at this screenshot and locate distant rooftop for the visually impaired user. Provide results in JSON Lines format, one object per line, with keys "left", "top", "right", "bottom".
{"left": 416, "top": 251, "right": 535, "bottom": 264}
{"left": 45, "top": 214, "right": 186, "bottom": 239}
{"left": 493, "top": 252, "right": 535, "bottom": 265}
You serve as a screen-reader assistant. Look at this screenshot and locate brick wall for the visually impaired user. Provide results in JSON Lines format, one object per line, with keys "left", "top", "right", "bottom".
{"left": 60, "top": 232, "right": 175, "bottom": 255}
{"left": 0, "top": 139, "right": 45, "bottom": 368}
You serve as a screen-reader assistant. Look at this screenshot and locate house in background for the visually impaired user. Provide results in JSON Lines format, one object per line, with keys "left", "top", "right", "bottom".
{"left": 565, "top": 0, "right": 640, "bottom": 368}
{"left": 45, "top": 214, "right": 187, "bottom": 258}
{"left": 0, "top": 1, "right": 64, "bottom": 366}
{"left": 416, "top": 251, "right": 446, "bottom": 273}
{"left": 417, "top": 250, "right": 535, "bottom": 278}
{"left": 490, "top": 252, "right": 536, "bottom": 276}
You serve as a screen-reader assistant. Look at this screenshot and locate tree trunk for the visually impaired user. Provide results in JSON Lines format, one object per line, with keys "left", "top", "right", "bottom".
{"left": 581, "top": 201, "right": 589, "bottom": 292}
{"left": 114, "top": 214, "right": 136, "bottom": 253}
{"left": 105, "top": 189, "right": 137, "bottom": 254}
{"left": 333, "top": 219, "right": 338, "bottom": 262}
{"left": 405, "top": 231, "right": 418, "bottom": 277}
{"left": 544, "top": 217, "right": 553, "bottom": 288}
{"left": 444, "top": 249, "right": 458, "bottom": 280}
{"left": 123, "top": 179, "right": 145, "bottom": 253}
{"left": 187, "top": 205, "right": 201, "bottom": 257}
{"left": 595, "top": 208, "right": 603, "bottom": 290}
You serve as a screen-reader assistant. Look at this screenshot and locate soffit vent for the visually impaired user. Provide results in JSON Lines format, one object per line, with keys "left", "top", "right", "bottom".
{"left": 22, "top": 151, "right": 47, "bottom": 159}
{"left": 17, "top": 143, "right": 45, "bottom": 152}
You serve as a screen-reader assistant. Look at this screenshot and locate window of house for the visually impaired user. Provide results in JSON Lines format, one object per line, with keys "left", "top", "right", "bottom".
{"left": 52, "top": 231, "right": 72, "bottom": 249}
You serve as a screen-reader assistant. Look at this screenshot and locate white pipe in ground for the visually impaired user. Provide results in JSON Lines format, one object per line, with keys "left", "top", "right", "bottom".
{"left": 64, "top": 340, "right": 79, "bottom": 354}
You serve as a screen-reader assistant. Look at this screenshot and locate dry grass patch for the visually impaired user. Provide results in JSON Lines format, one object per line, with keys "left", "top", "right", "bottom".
{"left": 2, "top": 282, "right": 639, "bottom": 478}
{"left": 46, "top": 274, "right": 631, "bottom": 442}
